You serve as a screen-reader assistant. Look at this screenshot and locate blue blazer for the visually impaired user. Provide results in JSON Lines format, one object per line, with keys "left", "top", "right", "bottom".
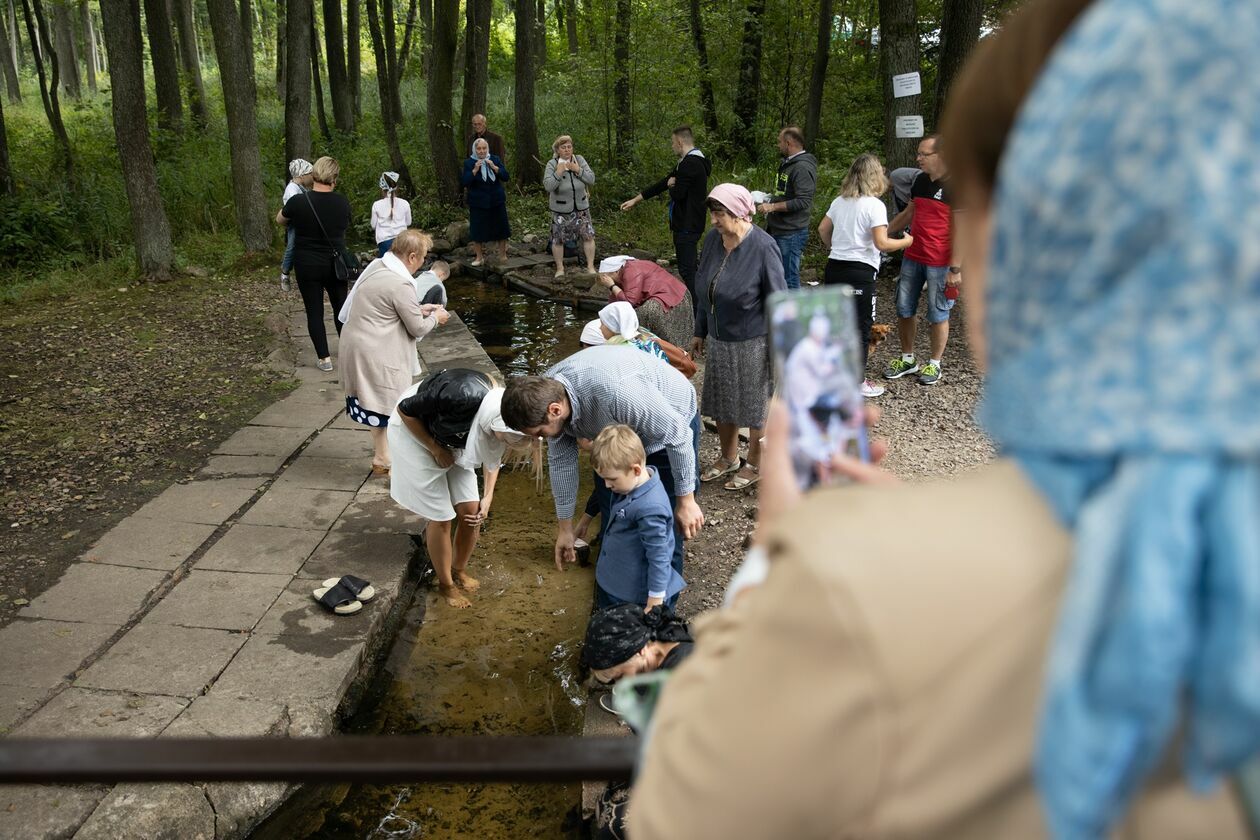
{"left": 461, "top": 155, "right": 509, "bottom": 208}
{"left": 595, "top": 468, "right": 685, "bottom": 605}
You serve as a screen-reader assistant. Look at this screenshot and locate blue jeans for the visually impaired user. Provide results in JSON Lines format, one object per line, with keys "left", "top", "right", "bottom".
{"left": 896, "top": 256, "right": 955, "bottom": 324}
{"left": 377, "top": 239, "right": 395, "bottom": 258}
{"left": 594, "top": 412, "right": 701, "bottom": 578}
{"left": 281, "top": 226, "right": 297, "bottom": 274}
{"left": 772, "top": 229, "right": 809, "bottom": 290}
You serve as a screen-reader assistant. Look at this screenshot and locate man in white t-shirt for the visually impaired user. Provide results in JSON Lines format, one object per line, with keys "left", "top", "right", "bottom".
{"left": 816, "top": 155, "right": 913, "bottom": 397}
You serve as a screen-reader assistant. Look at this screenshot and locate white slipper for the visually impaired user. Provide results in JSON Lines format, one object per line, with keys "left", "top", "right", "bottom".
{"left": 322, "top": 576, "right": 375, "bottom": 603}
{"left": 312, "top": 584, "right": 363, "bottom": 615}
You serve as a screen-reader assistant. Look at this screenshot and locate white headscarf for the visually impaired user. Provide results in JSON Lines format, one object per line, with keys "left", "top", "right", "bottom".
{"left": 598, "top": 301, "right": 639, "bottom": 342}
{"left": 470, "top": 140, "right": 496, "bottom": 182}
{"left": 580, "top": 319, "right": 606, "bottom": 346}
{"left": 597, "top": 255, "right": 633, "bottom": 275}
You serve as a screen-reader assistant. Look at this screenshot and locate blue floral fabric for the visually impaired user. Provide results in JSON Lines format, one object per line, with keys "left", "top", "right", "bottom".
{"left": 981, "top": 0, "right": 1260, "bottom": 836}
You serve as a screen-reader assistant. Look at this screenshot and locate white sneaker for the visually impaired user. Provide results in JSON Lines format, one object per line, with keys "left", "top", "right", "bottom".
{"left": 861, "top": 379, "right": 885, "bottom": 398}
{"left": 279, "top": 273, "right": 291, "bottom": 292}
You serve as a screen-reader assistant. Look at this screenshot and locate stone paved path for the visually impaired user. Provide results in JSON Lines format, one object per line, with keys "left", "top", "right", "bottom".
{"left": 0, "top": 301, "right": 498, "bottom": 840}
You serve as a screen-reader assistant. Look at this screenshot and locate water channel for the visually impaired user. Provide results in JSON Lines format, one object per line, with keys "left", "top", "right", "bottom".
{"left": 287, "top": 279, "right": 595, "bottom": 838}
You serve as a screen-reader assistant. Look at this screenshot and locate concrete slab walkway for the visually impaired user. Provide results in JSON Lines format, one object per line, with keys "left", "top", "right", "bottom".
{"left": 0, "top": 300, "right": 499, "bottom": 840}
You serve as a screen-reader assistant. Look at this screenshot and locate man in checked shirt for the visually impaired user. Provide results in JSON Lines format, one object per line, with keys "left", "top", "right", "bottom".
{"left": 502, "top": 345, "right": 705, "bottom": 572}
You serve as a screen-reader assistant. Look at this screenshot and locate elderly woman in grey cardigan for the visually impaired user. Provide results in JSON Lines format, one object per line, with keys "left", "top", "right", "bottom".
{"left": 690, "top": 184, "right": 787, "bottom": 491}
{"left": 544, "top": 135, "right": 598, "bottom": 277}
{"left": 339, "top": 229, "right": 451, "bottom": 475}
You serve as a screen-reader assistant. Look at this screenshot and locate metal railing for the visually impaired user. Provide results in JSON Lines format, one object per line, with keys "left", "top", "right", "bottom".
{"left": 0, "top": 736, "right": 638, "bottom": 784}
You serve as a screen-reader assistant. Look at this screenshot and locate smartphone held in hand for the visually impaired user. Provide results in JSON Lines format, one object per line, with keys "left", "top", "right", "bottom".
{"left": 768, "top": 286, "right": 870, "bottom": 490}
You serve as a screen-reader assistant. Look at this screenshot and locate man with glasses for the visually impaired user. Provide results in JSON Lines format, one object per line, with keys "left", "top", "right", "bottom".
{"left": 884, "top": 136, "right": 962, "bottom": 385}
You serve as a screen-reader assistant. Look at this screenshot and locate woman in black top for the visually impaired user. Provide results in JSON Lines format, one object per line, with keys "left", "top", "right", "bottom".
{"left": 278, "top": 156, "right": 353, "bottom": 371}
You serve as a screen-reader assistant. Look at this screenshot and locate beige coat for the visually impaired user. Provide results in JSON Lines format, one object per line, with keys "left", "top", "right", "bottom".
{"left": 630, "top": 460, "right": 1248, "bottom": 839}
{"left": 339, "top": 259, "right": 437, "bottom": 415}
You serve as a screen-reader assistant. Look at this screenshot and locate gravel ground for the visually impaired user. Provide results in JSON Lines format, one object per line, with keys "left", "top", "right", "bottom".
{"left": 675, "top": 265, "right": 995, "bottom": 617}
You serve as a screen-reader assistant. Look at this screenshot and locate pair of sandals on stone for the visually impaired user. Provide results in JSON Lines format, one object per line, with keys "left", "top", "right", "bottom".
{"left": 700, "top": 456, "right": 759, "bottom": 490}
{"left": 311, "top": 575, "right": 376, "bottom": 616}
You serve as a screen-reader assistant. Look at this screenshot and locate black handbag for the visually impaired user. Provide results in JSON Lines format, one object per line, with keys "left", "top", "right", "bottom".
{"left": 301, "top": 190, "right": 360, "bottom": 283}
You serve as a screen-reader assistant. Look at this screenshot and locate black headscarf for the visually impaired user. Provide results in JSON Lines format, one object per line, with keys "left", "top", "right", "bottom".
{"left": 581, "top": 604, "right": 692, "bottom": 671}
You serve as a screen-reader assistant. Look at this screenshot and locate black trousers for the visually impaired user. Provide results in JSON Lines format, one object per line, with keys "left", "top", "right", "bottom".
{"left": 823, "top": 259, "right": 877, "bottom": 369}
{"left": 673, "top": 230, "right": 701, "bottom": 318}
{"left": 295, "top": 260, "right": 348, "bottom": 359}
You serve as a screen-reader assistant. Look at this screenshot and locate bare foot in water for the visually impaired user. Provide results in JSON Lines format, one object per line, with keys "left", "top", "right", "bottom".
{"left": 453, "top": 570, "right": 481, "bottom": 591}
{"left": 439, "top": 583, "right": 472, "bottom": 609}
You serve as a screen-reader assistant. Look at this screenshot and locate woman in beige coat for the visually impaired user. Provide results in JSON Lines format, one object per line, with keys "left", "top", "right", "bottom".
{"left": 339, "top": 229, "right": 450, "bottom": 474}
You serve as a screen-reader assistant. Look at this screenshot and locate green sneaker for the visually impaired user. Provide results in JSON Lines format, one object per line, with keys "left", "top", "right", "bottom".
{"left": 917, "top": 362, "right": 942, "bottom": 385}
{"left": 884, "top": 357, "right": 920, "bottom": 380}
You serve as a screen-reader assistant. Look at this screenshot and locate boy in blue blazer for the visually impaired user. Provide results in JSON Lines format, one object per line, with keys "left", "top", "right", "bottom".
{"left": 591, "top": 425, "right": 686, "bottom": 610}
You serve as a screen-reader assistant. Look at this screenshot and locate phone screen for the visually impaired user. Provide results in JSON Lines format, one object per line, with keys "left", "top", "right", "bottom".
{"left": 768, "top": 286, "right": 870, "bottom": 490}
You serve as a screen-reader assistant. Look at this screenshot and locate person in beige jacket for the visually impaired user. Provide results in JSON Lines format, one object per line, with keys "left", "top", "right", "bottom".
{"left": 629, "top": 0, "right": 1260, "bottom": 836}
{"left": 339, "top": 229, "right": 449, "bottom": 475}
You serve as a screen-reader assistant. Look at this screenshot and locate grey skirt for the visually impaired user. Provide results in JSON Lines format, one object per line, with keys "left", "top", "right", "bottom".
{"left": 701, "top": 334, "right": 771, "bottom": 428}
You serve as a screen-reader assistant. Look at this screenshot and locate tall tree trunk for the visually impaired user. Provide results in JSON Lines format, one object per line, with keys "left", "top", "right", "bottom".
{"left": 879, "top": 0, "right": 919, "bottom": 167}
{"left": 933, "top": 0, "right": 982, "bottom": 123}
{"left": 534, "top": 0, "right": 545, "bottom": 67}
{"left": 275, "top": 0, "right": 285, "bottom": 96}
{"left": 396, "top": 0, "right": 416, "bottom": 76}
{"left": 513, "top": 0, "right": 540, "bottom": 184}
{"left": 283, "top": 0, "right": 310, "bottom": 161}
{"left": 415, "top": 0, "right": 429, "bottom": 78}
{"left": 143, "top": 0, "right": 183, "bottom": 131}
{"left": 0, "top": 94, "right": 13, "bottom": 194}
{"left": 51, "top": 0, "right": 78, "bottom": 98}
{"left": 6, "top": 0, "right": 18, "bottom": 74}
{"left": 0, "top": 6, "right": 19, "bottom": 101}
{"left": 21, "top": 0, "right": 73, "bottom": 178}
{"left": 240, "top": 0, "right": 255, "bottom": 84}
{"left": 205, "top": 0, "right": 271, "bottom": 251}
{"left": 78, "top": 0, "right": 95, "bottom": 92}
{"left": 98, "top": 0, "right": 174, "bottom": 279}
{"left": 321, "top": 0, "right": 352, "bottom": 131}
{"left": 364, "top": 0, "right": 413, "bottom": 193}
{"left": 804, "top": 0, "right": 831, "bottom": 147}
{"left": 346, "top": 0, "right": 360, "bottom": 118}
{"left": 172, "top": 0, "right": 210, "bottom": 126}
{"left": 381, "top": 0, "right": 402, "bottom": 120}
{"left": 732, "top": 0, "right": 766, "bottom": 161}
{"left": 686, "top": 0, "right": 718, "bottom": 141}
{"left": 564, "top": 0, "right": 576, "bottom": 55}
{"left": 426, "top": 0, "right": 458, "bottom": 203}
{"left": 458, "top": 0, "right": 487, "bottom": 135}
{"left": 309, "top": 13, "right": 329, "bottom": 139}
{"left": 612, "top": 0, "right": 630, "bottom": 165}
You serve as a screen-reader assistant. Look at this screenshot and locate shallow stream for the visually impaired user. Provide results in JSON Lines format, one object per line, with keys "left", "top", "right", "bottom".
{"left": 293, "top": 280, "right": 595, "bottom": 838}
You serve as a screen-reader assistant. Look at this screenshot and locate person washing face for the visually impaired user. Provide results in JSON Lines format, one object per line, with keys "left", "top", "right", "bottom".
{"left": 590, "top": 424, "right": 686, "bottom": 611}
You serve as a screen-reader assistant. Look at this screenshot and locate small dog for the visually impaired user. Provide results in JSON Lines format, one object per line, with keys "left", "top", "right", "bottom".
{"left": 868, "top": 323, "right": 892, "bottom": 358}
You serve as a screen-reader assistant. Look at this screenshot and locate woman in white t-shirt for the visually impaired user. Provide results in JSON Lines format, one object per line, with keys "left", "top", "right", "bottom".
{"left": 817, "top": 153, "right": 914, "bottom": 397}
{"left": 370, "top": 171, "right": 413, "bottom": 256}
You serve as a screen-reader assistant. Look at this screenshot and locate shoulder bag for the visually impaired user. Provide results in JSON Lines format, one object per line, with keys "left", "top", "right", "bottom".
{"left": 302, "top": 190, "right": 361, "bottom": 284}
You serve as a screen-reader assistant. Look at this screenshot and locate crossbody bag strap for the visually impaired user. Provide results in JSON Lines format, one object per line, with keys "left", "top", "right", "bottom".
{"left": 301, "top": 189, "right": 337, "bottom": 249}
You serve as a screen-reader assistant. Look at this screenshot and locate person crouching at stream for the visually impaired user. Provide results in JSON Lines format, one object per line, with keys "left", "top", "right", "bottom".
{"left": 501, "top": 345, "right": 704, "bottom": 575}
{"left": 591, "top": 425, "right": 685, "bottom": 611}
{"left": 389, "top": 370, "right": 531, "bottom": 609}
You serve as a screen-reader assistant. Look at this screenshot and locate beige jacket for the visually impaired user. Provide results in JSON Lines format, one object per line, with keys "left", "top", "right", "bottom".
{"left": 339, "top": 260, "right": 437, "bottom": 415}
{"left": 630, "top": 461, "right": 1248, "bottom": 839}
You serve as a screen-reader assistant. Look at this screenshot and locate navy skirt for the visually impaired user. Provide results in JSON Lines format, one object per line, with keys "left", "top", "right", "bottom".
{"left": 469, "top": 204, "right": 511, "bottom": 243}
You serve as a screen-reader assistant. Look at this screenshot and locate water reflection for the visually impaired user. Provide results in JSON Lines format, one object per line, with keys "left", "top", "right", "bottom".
{"left": 453, "top": 277, "right": 587, "bottom": 377}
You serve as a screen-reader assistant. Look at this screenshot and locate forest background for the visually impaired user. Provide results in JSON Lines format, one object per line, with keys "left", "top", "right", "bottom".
{"left": 0, "top": 0, "right": 1020, "bottom": 298}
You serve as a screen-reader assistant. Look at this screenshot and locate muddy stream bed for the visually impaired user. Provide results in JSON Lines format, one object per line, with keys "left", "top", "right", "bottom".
{"left": 273, "top": 282, "right": 595, "bottom": 838}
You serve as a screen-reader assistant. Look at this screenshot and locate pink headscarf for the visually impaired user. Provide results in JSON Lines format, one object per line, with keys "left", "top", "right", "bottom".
{"left": 707, "top": 183, "right": 756, "bottom": 221}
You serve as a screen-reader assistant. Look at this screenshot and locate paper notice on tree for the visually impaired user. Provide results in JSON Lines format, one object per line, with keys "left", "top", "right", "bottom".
{"left": 895, "top": 116, "right": 925, "bottom": 139}
{"left": 892, "top": 72, "right": 922, "bottom": 98}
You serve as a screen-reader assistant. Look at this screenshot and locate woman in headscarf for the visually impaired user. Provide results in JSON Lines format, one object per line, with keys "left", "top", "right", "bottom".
{"left": 629, "top": 0, "right": 1259, "bottom": 837}
{"left": 339, "top": 229, "right": 450, "bottom": 475}
{"left": 691, "top": 183, "right": 786, "bottom": 491}
{"left": 390, "top": 370, "right": 533, "bottom": 609}
{"left": 596, "top": 255, "right": 694, "bottom": 349}
{"left": 370, "top": 171, "right": 412, "bottom": 257}
{"left": 461, "top": 138, "right": 511, "bottom": 266}
{"left": 582, "top": 604, "right": 694, "bottom": 685}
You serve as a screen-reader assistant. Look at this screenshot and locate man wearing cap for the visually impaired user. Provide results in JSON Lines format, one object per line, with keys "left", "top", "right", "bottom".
{"left": 279, "top": 159, "right": 314, "bottom": 292}
{"left": 619, "top": 126, "right": 712, "bottom": 311}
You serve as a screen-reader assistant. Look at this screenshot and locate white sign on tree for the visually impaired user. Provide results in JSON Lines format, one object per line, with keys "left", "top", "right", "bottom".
{"left": 895, "top": 116, "right": 925, "bottom": 138}
{"left": 892, "top": 72, "right": 922, "bottom": 98}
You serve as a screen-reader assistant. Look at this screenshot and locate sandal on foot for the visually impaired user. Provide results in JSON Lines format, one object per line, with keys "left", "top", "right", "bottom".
{"left": 322, "top": 575, "right": 375, "bottom": 603}
{"left": 725, "top": 463, "right": 761, "bottom": 490}
{"left": 312, "top": 581, "right": 362, "bottom": 615}
{"left": 371, "top": 464, "right": 390, "bottom": 477}
{"left": 701, "top": 457, "right": 741, "bottom": 482}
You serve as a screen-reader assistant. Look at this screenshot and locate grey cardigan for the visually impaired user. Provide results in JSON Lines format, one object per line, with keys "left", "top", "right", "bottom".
{"left": 544, "top": 155, "right": 596, "bottom": 213}
{"left": 693, "top": 226, "right": 786, "bottom": 342}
